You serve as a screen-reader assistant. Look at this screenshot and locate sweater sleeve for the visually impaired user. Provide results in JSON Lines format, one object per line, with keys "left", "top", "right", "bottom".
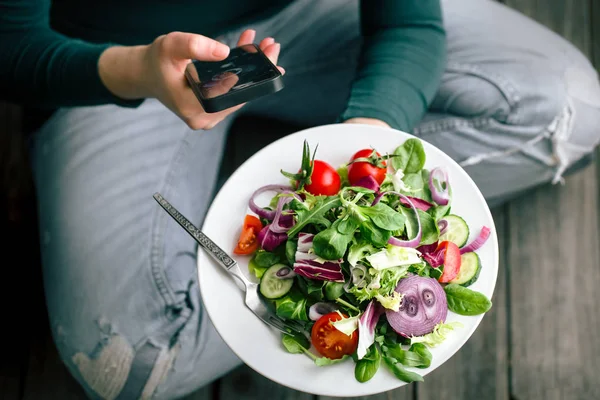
{"left": 0, "top": 0, "right": 142, "bottom": 108}
{"left": 339, "top": 0, "right": 447, "bottom": 132}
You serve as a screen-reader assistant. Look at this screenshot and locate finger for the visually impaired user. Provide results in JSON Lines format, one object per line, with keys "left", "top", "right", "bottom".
{"left": 259, "top": 37, "right": 275, "bottom": 51}
{"left": 277, "top": 66, "right": 285, "bottom": 75}
{"left": 237, "top": 29, "right": 256, "bottom": 47}
{"left": 262, "top": 42, "right": 281, "bottom": 65}
{"left": 165, "top": 32, "right": 229, "bottom": 61}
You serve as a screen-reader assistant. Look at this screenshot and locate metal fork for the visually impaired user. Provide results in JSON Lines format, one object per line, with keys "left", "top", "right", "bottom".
{"left": 153, "top": 192, "right": 305, "bottom": 337}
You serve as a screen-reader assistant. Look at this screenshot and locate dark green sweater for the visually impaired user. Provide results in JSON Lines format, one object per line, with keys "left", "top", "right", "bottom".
{"left": 0, "top": 0, "right": 446, "bottom": 131}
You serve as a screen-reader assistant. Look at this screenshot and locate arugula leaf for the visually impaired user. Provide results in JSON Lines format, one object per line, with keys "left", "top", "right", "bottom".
{"left": 444, "top": 284, "right": 492, "bottom": 315}
{"left": 281, "top": 332, "right": 311, "bottom": 354}
{"left": 315, "top": 355, "right": 349, "bottom": 366}
{"left": 355, "top": 345, "right": 381, "bottom": 382}
{"left": 324, "top": 281, "right": 345, "bottom": 300}
{"left": 275, "top": 287, "right": 309, "bottom": 321}
{"left": 253, "top": 250, "right": 281, "bottom": 268}
{"left": 392, "top": 138, "right": 426, "bottom": 174}
{"left": 285, "top": 239, "right": 297, "bottom": 266}
{"left": 382, "top": 355, "right": 424, "bottom": 383}
{"left": 360, "top": 203, "right": 405, "bottom": 231}
{"left": 287, "top": 196, "right": 341, "bottom": 237}
{"left": 313, "top": 219, "right": 354, "bottom": 260}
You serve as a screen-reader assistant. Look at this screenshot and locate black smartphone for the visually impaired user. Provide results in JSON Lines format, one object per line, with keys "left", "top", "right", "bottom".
{"left": 185, "top": 43, "right": 284, "bottom": 113}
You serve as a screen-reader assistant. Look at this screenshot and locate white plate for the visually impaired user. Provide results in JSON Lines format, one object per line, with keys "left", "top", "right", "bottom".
{"left": 198, "top": 123, "right": 499, "bottom": 397}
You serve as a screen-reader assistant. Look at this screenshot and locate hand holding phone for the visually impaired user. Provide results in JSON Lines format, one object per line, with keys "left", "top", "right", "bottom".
{"left": 185, "top": 43, "right": 284, "bottom": 113}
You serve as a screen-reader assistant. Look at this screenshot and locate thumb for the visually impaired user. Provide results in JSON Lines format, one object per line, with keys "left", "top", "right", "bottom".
{"left": 164, "top": 32, "right": 230, "bottom": 61}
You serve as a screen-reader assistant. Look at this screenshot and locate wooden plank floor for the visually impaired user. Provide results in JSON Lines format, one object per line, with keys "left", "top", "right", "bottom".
{"left": 1, "top": 1, "right": 599, "bottom": 399}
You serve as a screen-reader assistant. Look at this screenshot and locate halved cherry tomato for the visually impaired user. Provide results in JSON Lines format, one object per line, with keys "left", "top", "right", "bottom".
{"left": 437, "top": 240, "right": 461, "bottom": 282}
{"left": 311, "top": 312, "right": 358, "bottom": 359}
{"left": 348, "top": 149, "right": 387, "bottom": 186}
{"left": 233, "top": 215, "right": 263, "bottom": 255}
{"left": 303, "top": 160, "right": 341, "bottom": 196}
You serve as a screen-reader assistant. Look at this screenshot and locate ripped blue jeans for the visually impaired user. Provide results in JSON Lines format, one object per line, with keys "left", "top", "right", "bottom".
{"left": 30, "top": 0, "right": 600, "bottom": 398}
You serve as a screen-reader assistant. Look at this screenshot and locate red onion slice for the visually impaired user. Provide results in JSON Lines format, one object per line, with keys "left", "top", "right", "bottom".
{"left": 257, "top": 224, "right": 287, "bottom": 252}
{"left": 372, "top": 191, "right": 422, "bottom": 248}
{"left": 275, "top": 266, "right": 297, "bottom": 279}
{"left": 309, "top": 302, "right": 338, "bottom": 321}
{"left": 249, "top": 184, "right": 293, "bottom": 221}
{"left": 438, "top": 219, "right": 449, "bottom": 235}
{"left": 386, "top": 275, "right": 447, "bottom": 337}
{"left": 354, "top": 175, "right": 380, "bottom": 192}
{"left": 428, "top": 167, "right": 450, "bottom": 206}
{"left": 400, "top": 195, "right": 433, "bottom": 211}
{"left": 460, "top": 226, "right": 491, "bottom": 254}
{"left": 269, "top": 196, "right": 295, "bottom": 233}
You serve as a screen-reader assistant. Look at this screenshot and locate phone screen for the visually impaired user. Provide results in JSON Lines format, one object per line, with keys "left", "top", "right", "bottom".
{"left": 187, "top": 44, "right": 280, "bottom": 99}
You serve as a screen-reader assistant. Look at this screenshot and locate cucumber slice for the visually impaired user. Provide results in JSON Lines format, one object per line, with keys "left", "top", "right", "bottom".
{"left": 439, "top": 215, "right": 469, "bottom": 247}
{"left": 449, "top": 252, "right": 481, "bottom": 286}
{"left": 259, "top": 264, "right": 294, "bottom": 299}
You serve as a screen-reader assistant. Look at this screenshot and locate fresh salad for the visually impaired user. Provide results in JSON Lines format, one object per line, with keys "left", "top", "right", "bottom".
{"left": 232, "top": 138, "right": 493, "bottom": 383}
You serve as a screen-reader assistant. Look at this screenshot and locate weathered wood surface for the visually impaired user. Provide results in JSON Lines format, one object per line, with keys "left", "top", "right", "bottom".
{"left": 502, "top": 1, "right": 600, "bottom": 400}
{"left": 416, "top": 209, "right": 508, "bottom": 400}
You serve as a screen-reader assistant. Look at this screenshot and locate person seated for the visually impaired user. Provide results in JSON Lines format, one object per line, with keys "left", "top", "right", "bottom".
{"left": 1, "top": 0, "right": 599, "bottom": 398}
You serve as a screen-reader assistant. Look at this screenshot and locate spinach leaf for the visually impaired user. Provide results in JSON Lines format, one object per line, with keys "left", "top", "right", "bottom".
{"left": 315, "top": 355, "right": 349, "bottom": 366}
{"left": 445, "top": 284, "right": 492, "bottom": 315}
{"left": 382, "top": 343, "right": 432, "bottom": 369}
{"left": 360, "top": 203, "right": 405, "bottom": 231}
{"left": 253, "top": 250, "right": 281, "bottom": 268}
{"left": 281, "top": 332, "right": 311, "bottom": 354}
{"left": 359, "top": 219, "right": 391, "bottom": 247}
{"left": 285, "top": 239, "right": 297, "bottom": 266}
{"left": 429, "top": 204, "right": 451, "bottom": 221}
{"left": 324, "top": 281, "right": 345, "bottom": 300}
{"left": 275, "top": 287, "right": 309, "bottom": 321}
{"left": 337, "top": 215, "right": 360, "bottom": 235}
{"left": 397, "top": 207, "right": 437, "bottom": 244}
{"left": 297, "top": 277, "right": 324, "bottom": 301}
{"left": 392, "top": 138, "right": 426, "bottom": 174}
{"left": 313, "top": 219, "right": 354, "bottom": 260}
{"left": 382, "top": 356, "right": 424, "bottom": 383}
{"left": 287, "top": 196, "right": 341, "bottom": 237}
{"left": 408, "top": 343, "right": 432, "bottom": 368}
{"left": 355, "top": 345, "right": 381, "bottom": 382}
{"left": 418, "top": 209, "right": 439, "bottom": 245}
{"left": 401, "top": 171, "right": 432, "bottom": 202}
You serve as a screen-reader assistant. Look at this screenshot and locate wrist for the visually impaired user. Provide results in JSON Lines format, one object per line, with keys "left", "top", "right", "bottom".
{"left": 98, "top": 45, "right": 150, "bottom": 100}
{"left": 342, "top": 117, "right": 391, "bottom": 128}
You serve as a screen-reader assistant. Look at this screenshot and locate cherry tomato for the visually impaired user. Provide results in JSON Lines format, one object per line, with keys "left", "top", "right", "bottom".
{"left": 311, "top": 312, "right": 358, "bottom": 359}
{"left": 233, "top": 215, "right": 263, "bottom": 255}
{"left": 303, "top": 160, "right": 341, "bottom": 196}
{"left": 347, "top": 149, "right": 387, "bottom": 186}
{"left": 437, "top": 241, "right": 461, "bottom": 282}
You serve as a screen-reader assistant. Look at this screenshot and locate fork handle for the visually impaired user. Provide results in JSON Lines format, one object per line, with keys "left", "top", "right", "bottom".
{"left": 153, "top": 193, "right": 252, "bottom": 286}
